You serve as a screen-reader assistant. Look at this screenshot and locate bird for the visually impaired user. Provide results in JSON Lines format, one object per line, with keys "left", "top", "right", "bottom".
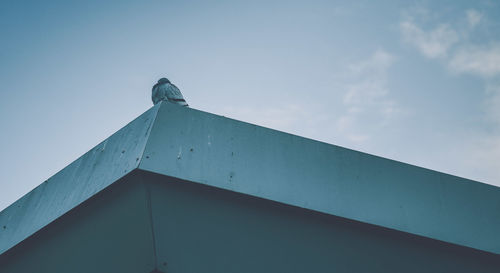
{"left": 152, "top": 77, "right": 188, "bottom": 107}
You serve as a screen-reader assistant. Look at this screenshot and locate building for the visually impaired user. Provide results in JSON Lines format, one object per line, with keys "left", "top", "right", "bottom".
{"left": 1, "top": 101, "right": 499, "bottom": 272}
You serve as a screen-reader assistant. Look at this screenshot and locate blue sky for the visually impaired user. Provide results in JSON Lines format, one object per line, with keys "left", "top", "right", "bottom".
{"left": 1, "top": 0, "right": 499, "bottom": 210}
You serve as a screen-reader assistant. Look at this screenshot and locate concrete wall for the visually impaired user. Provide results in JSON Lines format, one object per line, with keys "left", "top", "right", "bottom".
{"left": 3, "top": 102, "right": 499, "bottom": 257}
{"left": 145, "top": 171, "right": 500, "bottom": 273}
{"left": 0, "top": 173, "right": 156, "bottom": 273}
{"left": 0, "top": 103, "right": 160, "bottom": 255}
{"left": 2, "top": 171, "right": 498, "bottom": 273}
{"left": 139, "top": 102, "right": 500, "bottom": 254}
{"left": 2, "top": 102, "right": 499, "bottom": 272}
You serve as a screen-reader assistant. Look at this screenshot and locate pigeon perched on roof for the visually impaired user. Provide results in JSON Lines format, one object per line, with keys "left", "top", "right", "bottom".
{"left": 152, "top": 77, "right": 188, "bottom": 107}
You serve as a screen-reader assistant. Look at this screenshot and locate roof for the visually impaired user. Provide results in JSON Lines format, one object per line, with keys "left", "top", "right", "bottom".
{"left": 1, "top": 101, "right": 500, "bottom": 255}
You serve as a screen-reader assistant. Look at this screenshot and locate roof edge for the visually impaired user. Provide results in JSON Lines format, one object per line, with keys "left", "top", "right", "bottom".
{"left": 138, "top": 102, "right": 500, "bottom": 255}
{"left": 0, "top": 103, "right": 162, "bottom": 255}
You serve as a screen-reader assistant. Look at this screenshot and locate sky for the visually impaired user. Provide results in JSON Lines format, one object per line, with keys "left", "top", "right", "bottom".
{"left": 1, "top": 0, "right": 500, "bottom": 211}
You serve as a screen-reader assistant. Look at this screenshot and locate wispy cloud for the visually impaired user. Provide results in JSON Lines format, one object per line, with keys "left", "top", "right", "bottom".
{"left": 344, "top": 50, "right": 394, "bottom": 106}
{"left": 470, "top": 84, "right": 500, "bottom": 183}
{"left": 485, "top": 84, "right": 500, "bottom": 127}
{"left": 400, "top": 21, "right": 459, "bottom": 59}
{"left": 215, "top": 51, "right": 400, "bottom": 148}
{"left": 337, "top": 50, "right": 400, "bottom": 144}
{"left": 399, "top": 7, "right": 500, "bottom": 185}
{"left": 401, "top": 8, "right": 500, "bottom": 78}
{"left": 400, "top": 9, "right": 483, "bottom": 60}
{"left": 466, "top": 9, "right": 482, "bottom": 28}
{"left": 449, "top": 44, "right": 500, "bottom": 77}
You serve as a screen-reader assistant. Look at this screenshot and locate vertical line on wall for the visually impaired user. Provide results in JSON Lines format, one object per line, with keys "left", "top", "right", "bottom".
{"left": 145, "top": 178, "right": 159, "bottom": 270}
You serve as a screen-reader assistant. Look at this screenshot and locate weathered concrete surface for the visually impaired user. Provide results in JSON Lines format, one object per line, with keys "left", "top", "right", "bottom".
{"left": 0, "top": 103, "right": 160, "bottom": 255}
{"left": 3, "top": 170, "right": 498, "bottom": 273}
{"left": 139, "top": 102, "right": 500, "bottom": 254}
{"left": 0, "top": 173, "right": 156, "bottom": 273}
{"left": 146, "top": 171, "right": 500, "bottom": 273}
{"left": 1, "top": 100, "right": 500, "bottom": 259}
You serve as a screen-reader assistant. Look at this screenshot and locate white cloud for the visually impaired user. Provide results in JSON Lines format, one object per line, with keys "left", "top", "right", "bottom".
{"left": 466, "top": 9, "right": 482, "bottom": 28}
{"left": 337, "top": 50, "right": 400, "bottom": 144}
{"left": 344, "top": 50, "right": 394, "bottom": 105}
{"left": 471, "top": 85, "right": 500, "bottom": 184}
{"left": 400, "top": 21, "right": 459, "bottom": 58}
{"left": 348, "top": 49, "right": 395, "bottom": 75}
{"left": 449, "top": 45, "right": 500, "bottom": 77}
{"left": 400, "top": 8, "right": 498, "bottom": 78}
{"left": 214, "top": 51, "right": 400, "bottom": 148}
{"left": 485, "top": 84, "right": 500, "bottom": 127}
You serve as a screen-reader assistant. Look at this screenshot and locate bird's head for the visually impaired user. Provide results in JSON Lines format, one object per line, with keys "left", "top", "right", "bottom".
{"left": 158, "top": 77, "right": 171, "bottom": 84}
